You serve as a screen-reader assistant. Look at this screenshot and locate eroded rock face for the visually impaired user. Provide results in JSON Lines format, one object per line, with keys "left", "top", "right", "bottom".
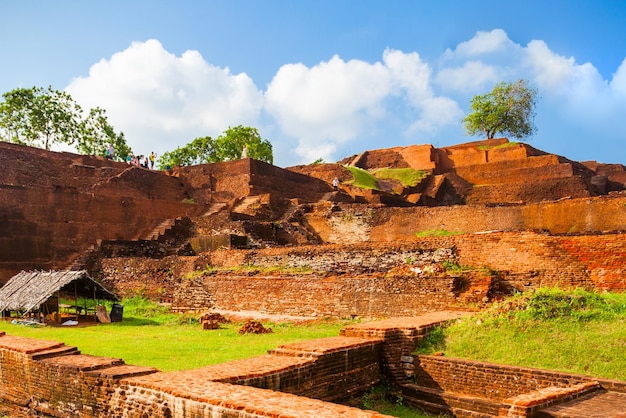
{"left": 2, "top": 139, "right": 626, "bottom": 287}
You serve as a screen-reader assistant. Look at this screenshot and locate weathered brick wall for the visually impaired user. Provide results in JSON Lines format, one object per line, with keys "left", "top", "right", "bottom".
{"left": 309, "top": 195, "right": 626, "bottom": 243}
{"left": 100, "top": 231, "right": 626, "bottom": 318}
{"left": 0, "top": 332, "right": 389, "bottom": 418}
{"left": 412, "top": 355, "right": 597, "bottom": 401}
{"left": 194, "top": 273, "right": 465, "bottom": 318}
{"left": 0, "top": 153, "right": 199, "bottom": 285}
{"left": 404, "top": 355, "right": 626, "bottom": 416}
{"left": 407, "top": 354, "right": 626, "bottom": 418}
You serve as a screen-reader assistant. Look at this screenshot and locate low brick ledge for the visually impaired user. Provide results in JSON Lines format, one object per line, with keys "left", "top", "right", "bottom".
{"left": 0, "top": 334, "right": 65, "bottom": 354}
{"left": 341, "top": 312, "right": 471, "bottom": 336}
{"left": 498, "top": 381, "right": 600, "bottom": 417}
{"left": 38, "top": 353, "right": 125, "bottom": 371}
{"left": 86, "top": 364, "right": 159, "bottom": 379}
{"left": 118, "top": 381, "right": 393, "bottom": 417}
{"left": 125, "top": 354, "right": 314, "bottom": 388}
{"left": 269, "top": 335, "right": 383, "bottom": 356}
{"left": 0, "top": 393, "right": 30, "bottom": 408}
{"left": 401, "top": 384, "right": 501, "bottom": 417}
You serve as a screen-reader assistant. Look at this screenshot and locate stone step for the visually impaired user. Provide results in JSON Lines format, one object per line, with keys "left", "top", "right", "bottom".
{"left": 144, "top": 219, "right": 176, "bottom": 240}
{"left": 201, "top": 202, "right": 227, "bottom": 217}
{"left": 31, "top": 345, "right": 80, "bottom": 361}
{"left": 232, "top": 196, "right": 260, "bottom": 214}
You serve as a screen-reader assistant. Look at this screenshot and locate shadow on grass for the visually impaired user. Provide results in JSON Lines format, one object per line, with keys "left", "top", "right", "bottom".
{"left": 105, "top": 317, "right": 161, "bottom": 326}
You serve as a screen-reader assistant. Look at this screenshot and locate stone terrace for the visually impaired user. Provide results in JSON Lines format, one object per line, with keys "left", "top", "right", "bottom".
{"left": 0, "top": 312, "right": 470, "bottom": 417}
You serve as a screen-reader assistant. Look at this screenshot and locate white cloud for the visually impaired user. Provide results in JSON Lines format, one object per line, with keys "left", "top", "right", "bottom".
{"left": 438, "top": 30, "right": 526, "bottom": 94}
{"left": 265, "top": 55, "right": 391, "bottom": 146}
{"left": 610, "top": 58, "right": 626, "bottom": 97}
{"left": 435, "top": 61, "right": 501, "bottom": 93}
{"left": 61, "top": 32, "right": 626, "bottom": 167}
{"left": 266, "top": 50, "right": 463, "bottom": 163}
{"left": 66, "top": 39, "right": 263, "bottom": 156}
{"left": 444, "top": 29, "right": 515, "bottom": 58}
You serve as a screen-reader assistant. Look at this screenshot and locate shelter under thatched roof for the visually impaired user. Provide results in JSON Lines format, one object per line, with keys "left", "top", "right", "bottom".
{"left": 0, "top": 270, "right": 118, "bottom": 314}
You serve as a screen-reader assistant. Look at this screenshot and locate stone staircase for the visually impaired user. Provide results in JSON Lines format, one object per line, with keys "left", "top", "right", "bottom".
{"left": 231, "top": 196, "right": 261, "bottom": 216}
{"left": 201, "top": 202, "right": 228, "bottom": 217}
{"left": 143, "top": 218, "right": 182, "bottom": 241}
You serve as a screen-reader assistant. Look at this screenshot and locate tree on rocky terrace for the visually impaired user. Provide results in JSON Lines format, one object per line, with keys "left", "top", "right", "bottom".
{"left": 215, "top": 125, "right": 273, "bottom": 164}
{"left": 77, "top": 107, "right": 131, "bottom": 160}
{"left": 463, "top": 79, "right": 538, "bottom": 140}
{"left": 157, "top": 125, "right": 273, "bottom": 169}
{"left": 157, "top": 135, "right": 219, "bottom": 168}
{"left": 0, "top": 86, "right": 131, "bottom": 158}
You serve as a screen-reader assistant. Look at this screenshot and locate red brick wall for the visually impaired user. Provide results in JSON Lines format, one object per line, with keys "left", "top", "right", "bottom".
{"left": 0, "top": 332, "right": 387, "bottom": 417}
{"left": 413, "top": 355, "right": 594, "bottom": 401}
{"left": 101, "top": 231, "right": 626, "bottom": 320}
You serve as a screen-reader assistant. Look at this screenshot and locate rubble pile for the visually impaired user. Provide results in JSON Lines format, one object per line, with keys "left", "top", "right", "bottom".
{"left": 238, "top": 319, "right": 273, "bottom": 334}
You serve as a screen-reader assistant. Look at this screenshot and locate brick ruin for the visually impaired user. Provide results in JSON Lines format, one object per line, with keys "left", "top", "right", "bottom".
{"left": 1, "top": 139, "right": 626, "bottom": 416}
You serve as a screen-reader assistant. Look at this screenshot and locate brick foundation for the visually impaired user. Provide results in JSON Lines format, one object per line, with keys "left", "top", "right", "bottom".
{"left": 403, "top": 355, "right": 626, "bottom": 417}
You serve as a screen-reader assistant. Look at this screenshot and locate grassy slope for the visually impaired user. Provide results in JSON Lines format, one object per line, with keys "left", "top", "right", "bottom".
{"left": 417, "top": 288, "right": 626, "bottom": 381}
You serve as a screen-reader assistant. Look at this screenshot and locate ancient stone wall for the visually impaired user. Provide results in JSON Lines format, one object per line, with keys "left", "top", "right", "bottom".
{"left": 404, "top": 355, "right": 626, "bottom": 417}
{"left": 0, "top": 143, "right": 200, "bottom": 285}
{"left": 308, "top": 195, "right": 626, "bottom": 243}
{"left": 100, "top": 231, "right": 626, "bottom": 317}
{"left": 0, "top": 331, "right": 388, "bottom": 418}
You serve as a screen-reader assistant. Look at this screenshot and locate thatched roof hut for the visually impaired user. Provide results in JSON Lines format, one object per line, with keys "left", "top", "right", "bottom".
{"left": 0, "top": 270, "right": 118, "bottom": 314}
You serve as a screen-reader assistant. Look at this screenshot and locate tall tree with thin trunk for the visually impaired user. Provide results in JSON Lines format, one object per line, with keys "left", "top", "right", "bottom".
{"left": 463, "top": 79, "right": 538, "bottom": 140}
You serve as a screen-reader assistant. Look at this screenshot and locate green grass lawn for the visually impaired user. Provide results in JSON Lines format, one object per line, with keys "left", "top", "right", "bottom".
{"left": 416, "top": 287, "right": 626, "bottom": 381}
{"left": 0, "top": 320, "right": 352, "bottom": 372}
{"left": 0, "top": 300, "right": 351, "bottom": 372}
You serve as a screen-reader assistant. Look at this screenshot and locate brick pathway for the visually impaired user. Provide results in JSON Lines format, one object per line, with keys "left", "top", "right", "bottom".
{"left": 537, "top": 390, "right": 626, "bottom": 417}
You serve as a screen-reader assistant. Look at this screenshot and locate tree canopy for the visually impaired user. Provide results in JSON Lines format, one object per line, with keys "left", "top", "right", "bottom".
{"left": 157, "top": 125, "right": 273, "bottom": 169}
{"left": 0, "top": 86, "right": 131, "bottom": 159}
{"left": 463, "top": 79, "right": 538, "bottom": 140}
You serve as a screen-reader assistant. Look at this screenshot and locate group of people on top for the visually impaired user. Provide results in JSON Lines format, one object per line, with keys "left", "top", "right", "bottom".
{"left": 104, "top": 145, "right": 156, "bottom": 169}
{"left": 126, "top": 151, "right": 156, "bottom": 169}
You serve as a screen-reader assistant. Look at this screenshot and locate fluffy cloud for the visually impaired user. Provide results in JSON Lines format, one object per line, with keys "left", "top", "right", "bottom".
{"left": 265, "top": 55, "right": 392, "bottom": 162}
{"left": 444, "top": 29, "right": 517, "bottom": 58}
{"left": 63, "top": 31, "right": 626, "bottom": 166}
{"left": 66, "top": 39, "right": 263, "bottom": 157}
{"left": 266, "top": 50, "right": 462, "bottom": 163}
{"left": 611, "top": 58, "right": 626, "bottom": 97}
{"left": 435, "top": 61, "right": 501, "bottom": 93}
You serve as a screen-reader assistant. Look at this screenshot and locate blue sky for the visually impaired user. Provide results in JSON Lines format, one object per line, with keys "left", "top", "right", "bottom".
{"left": 2, "top": 1, "right": 626, "bottom": 167}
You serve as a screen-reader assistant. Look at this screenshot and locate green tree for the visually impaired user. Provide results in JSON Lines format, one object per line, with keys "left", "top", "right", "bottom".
{"left": 77, "top": 107, "right": 118, "bottom": 156}
{"left": 157, "top": 136, "right": 219, "bottom": 169}
{"left": 463, "top": 79, "right": 538, "bottom": 140}
{"left": 0, "top": 86, "right": 82, "bottom": 149}
{"left": 215, "top": 125, "right": 273, "bottom": 164}
{"left": 0, "top": 86, "right": 131, "bottom": 158}
{"left": 157, "top": 125, "right": 273, "bottom": 169}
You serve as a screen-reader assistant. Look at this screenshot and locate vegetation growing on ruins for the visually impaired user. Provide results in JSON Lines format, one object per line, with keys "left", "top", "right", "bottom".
{"left": 346, "top": 166, "right": 379, "bottom": 190}
{"left": 345, "top": 166, "right": 428, "bottom": 193}
{"left": 183, "top": 264, "right": 316, "bottom": 279}
{"left": 476, "top": 141, "right": 520, "bottom": 151}
{"left": 416, "top": 288, "right": 626, "bottom": 380}
{"left": 372, "top": 167, "right": 428, "bottom": 187}
{"left": 414, "top": 229, "right": 463, "bottom": 237}
{"left": 360, "top": 383, "right": 434, "bottom": 418}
